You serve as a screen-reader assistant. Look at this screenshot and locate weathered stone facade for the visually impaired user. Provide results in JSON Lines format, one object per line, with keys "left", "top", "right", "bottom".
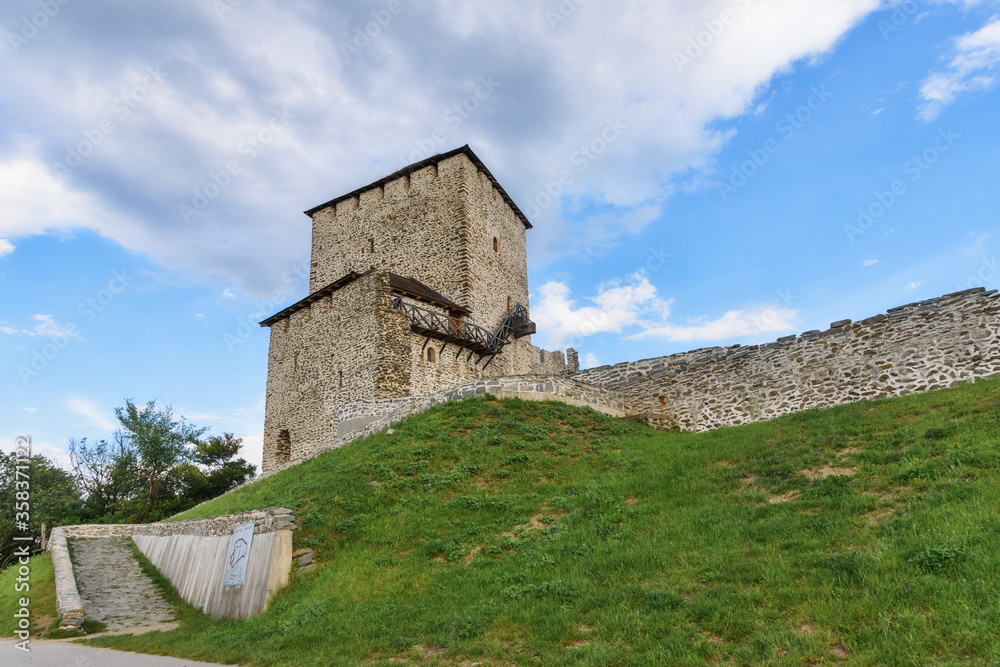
{"left": 261, "top": 147, "right": 573, "bottom": 473}
{"left": 576, "top": 287, "right": 1000, "bottom": 431}
{"left": 531, "top": 346, "right": 580, "bottom": 376}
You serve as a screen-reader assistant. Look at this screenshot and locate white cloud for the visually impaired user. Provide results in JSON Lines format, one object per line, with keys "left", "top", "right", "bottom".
{"left": 872, "top": 106, "right": 886, "bottom": 115}
{"left": 67, "top": 397, "right": 118, "bottom": 432}
{"left": 222, "top": 289, "right": 234, "bottom": 298}
{"left": 0, "top": 438, "right": 72, "bottom": 469}
{"left": 0, "top": 239, "right": 13, "bottom": 257}
{"left": 0, "top": 323, "right": 32, "bottom": 336}
{"left": 582, "top": 352, "right": 600, "bottom": 369}
{"left": 532, "top": 273, "right": 799, "bottom": 347}
{"left": 179, "top": 411, "right": 219, "bottom": 421}
{"left": 531, "top": 274, "right": 670, "bottom": 348}
{"left": 240, "top": 433, "right": 263, "bottom": 475}
{"left": 863, "top": 258, "right": 879, "bottom": 266}
{"left": 0, "top": 0, "right": 884, "bottom": 292}
{"left": 627, "top": 304, "right": 800, "bottom": 342}
{"left": 31, "top": 314, "right": 83, "bottom": 340}
{"left": 21, "top": 407, "right": 39, "bottom": 413}
{"left": 0, "top": 314, "right": 82, "bottom": 339}
{"left": 918, "top": 15, "right": 1000, "bottom": 120}
{"left": 905, "top": 281, "right": 924, "bottom": 289}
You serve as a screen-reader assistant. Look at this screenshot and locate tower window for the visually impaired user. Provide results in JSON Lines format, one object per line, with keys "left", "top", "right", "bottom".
{"left": 493, "top": 237, "right": 499, "bottom": 252}
{"left": 276, "top": 429, "right": 291, "bottom": 466}
{"left": 424, "top": 346, "right": 438, "bottom": 363}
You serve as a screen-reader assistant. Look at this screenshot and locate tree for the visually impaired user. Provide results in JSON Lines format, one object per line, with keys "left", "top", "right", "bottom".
{"left": 173, "top": 433, "right": 256, "bottom": 505}
{"left": 114, "top": 399, "right": 207, "bottom": 521}
{"left": 0, "top": 453, "right": 84, "bottom": 569}
{"left": 67, "top": 400, "right": 257, "bottom": 523}
{"left": 68, "top": 434, "right": 140, "bottom": 521}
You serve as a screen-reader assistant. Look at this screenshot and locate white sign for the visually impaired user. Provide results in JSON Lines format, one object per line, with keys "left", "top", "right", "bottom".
{"left": 224, "top": 521, "right": 255, "bottom": 587}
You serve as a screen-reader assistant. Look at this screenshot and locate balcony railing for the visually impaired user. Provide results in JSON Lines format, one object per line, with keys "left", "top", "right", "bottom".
{"left": 390, "top": 297, "right": 534, "bottom": 362}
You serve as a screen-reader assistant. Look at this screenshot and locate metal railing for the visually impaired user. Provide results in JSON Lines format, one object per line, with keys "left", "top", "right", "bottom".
{"left": 390, "top": 297, "right": 531, "bottom": 358}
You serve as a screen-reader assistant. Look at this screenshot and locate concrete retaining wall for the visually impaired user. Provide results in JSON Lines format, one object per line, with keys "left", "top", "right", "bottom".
{"left": 53, "top": 508, "right": 296, "bottom": 625}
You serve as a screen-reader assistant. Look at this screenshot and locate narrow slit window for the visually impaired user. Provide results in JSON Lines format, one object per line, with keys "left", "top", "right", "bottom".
{"left": 493, "top": 237, "right": 499, "bottom": 252}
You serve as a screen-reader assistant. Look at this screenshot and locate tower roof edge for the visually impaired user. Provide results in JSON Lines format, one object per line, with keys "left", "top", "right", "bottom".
{"left": 302, "top": 145, "right": 533, "bottom": 229}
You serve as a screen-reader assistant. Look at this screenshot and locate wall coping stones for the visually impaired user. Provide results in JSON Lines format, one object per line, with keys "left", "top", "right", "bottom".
{"left": 182, "top": 374, "right": 624, "bottom": 510}
{"left": 576, "top": 289, "right": 1000, "bottom": 390}
{"left": 49, "top": 527, "right": 85, "bottom": 629}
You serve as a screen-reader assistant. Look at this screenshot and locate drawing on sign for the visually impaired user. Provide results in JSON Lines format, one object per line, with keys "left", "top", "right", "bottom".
{"left": 229, "top": 538, "right": 249, "bottom": 570}
{"left": 224, "top": 521, "right": 256, "bottom": 587}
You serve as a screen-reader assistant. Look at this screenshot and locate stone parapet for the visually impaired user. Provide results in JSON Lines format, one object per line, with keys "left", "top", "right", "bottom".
{"left": 199, "top": 374, "right": 623, "bottom": 497}
{"left": 48, "top": 527, "right": 85, "bottom": 629}
{"left": 576, "top": 287, "right": 1000, "bottom": 431}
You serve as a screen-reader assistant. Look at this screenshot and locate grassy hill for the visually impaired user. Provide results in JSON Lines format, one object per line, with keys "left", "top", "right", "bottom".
{"left": 87, "top": 377, "right": 1000, "bottom": 665}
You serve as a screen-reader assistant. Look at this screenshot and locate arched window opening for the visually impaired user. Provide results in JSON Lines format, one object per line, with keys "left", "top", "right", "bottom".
{"left": 275, "top": 429, "right": 291, "bottom": 466}
{"left": 493, "top": 237, "right": 499, "bottom": 252}
{"left": 424, "top": 346, "right": 438, "bottom": 363}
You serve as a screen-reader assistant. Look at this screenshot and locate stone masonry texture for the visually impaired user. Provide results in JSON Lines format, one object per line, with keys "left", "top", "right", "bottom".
{"left": 261, "top": 149, "right": 575, "bottom": 473}
{"left": 260, "top": 146, "right": 1000, "bottom": 477}
{"left": 70, "top": 536, "right": 177, "bottom": 633}
{"left": 575, "top": 288, "right": 1000, "bottom": 431}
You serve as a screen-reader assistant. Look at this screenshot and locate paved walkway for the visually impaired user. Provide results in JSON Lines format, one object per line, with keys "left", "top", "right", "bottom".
{"left": 3, "top": 640, "right": 234, "bottom": 666}
{"left": 71, "top": 537, "right": 179, "bottom": 633}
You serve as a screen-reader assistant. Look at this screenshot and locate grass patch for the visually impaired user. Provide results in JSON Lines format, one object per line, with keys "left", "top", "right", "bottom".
{"left": 0, "top": 552, "right": 58, "bottom": 637}
{"left": 87, "top": 378, "right": 1000, "bottom": 665}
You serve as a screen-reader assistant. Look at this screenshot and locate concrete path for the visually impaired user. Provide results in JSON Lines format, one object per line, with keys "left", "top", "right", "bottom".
{"left": 3, "top": 640, "right": 235, "bottom": 666}
{"left": 70, "top": 537, "right": 179, "bottom": 633}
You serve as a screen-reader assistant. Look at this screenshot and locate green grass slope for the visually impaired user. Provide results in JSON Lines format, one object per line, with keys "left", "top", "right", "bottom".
{"left": 0, "top": 552, "right": 57, "bottom": 637}
{"left": 89, "top": 377, "right": 1000, "bottom": 665}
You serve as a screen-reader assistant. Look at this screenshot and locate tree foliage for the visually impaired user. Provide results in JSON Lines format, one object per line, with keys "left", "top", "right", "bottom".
{"left": 0, "top": 453, "right": 84, "bottom": 569}
{"left": 1, "top": 399, "right": 257, "bottom": 570}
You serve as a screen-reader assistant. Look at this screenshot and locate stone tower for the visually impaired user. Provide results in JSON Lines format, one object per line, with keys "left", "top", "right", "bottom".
{"left": 259, "top": 146, "right": 552, "bottom": 473}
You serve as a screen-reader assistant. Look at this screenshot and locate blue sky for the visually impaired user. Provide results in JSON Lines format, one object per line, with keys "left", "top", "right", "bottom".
{"left": 1, "top": 0, "right": 998, "bottom": 472}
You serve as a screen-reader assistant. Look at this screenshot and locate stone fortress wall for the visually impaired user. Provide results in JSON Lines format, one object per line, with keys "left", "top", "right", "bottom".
{"left": 262, "top": 147, "right": 576, "bottom": 473}
{"left": 575, "top": 287, "right": 1000, "bottom": 431}
{"left": 261, "top": 145, "right": 1000, "bottom": 476}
